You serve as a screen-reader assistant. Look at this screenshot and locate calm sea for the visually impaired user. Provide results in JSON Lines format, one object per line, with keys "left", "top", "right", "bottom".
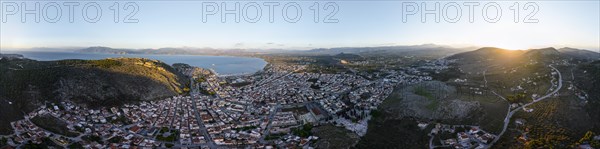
{"left": 5, "top": 51, "right": 267, "bottom": 76}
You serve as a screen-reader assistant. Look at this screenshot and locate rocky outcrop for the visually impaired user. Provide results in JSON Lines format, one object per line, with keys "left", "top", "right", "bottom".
{"left": 381, "top": 81, "right": 481, "bottom": 120}
{"left": 50, "top": 58, "right": 187, "bottom": 106}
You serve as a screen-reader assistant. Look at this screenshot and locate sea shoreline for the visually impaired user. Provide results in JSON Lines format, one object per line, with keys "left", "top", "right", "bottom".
{"left": 4, "top": 51, "right": 268, "bottom": 76}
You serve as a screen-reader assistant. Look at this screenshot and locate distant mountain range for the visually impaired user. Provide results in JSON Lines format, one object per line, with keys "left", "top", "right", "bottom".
{"left": 74, "top": 44, "right": 475, "bottom": 56}
{"left": 13, "top": 45, "right": 598, "bottom": 60}
{"left": 76, "top": 46, "right": 238, "bottom": 55}
{"left": 303, "top": 44, "right": 473, "bottom": 54}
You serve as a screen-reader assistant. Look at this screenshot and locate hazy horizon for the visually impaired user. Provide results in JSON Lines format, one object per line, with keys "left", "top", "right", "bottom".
{"left": 2, "top": 1, "right": 599, "bottom": 51}
{"left": 1, "top": 44, "right": 598, "bottom": 53}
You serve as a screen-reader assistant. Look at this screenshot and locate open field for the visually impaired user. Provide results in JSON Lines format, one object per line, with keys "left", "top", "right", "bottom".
{"left": 312, "top": 124, "right": 360, "bottom": 149}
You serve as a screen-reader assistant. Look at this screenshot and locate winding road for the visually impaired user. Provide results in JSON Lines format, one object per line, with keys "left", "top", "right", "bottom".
{"left": 488, "top": 65, "right": 562, "bottom": 147}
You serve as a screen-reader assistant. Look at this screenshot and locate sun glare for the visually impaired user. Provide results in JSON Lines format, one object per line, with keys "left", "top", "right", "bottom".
{"left": 485, "top": 42, "right": 535, "bottom": 51}
{"left": 495, "top": 45, "right": 525, "bottom": 50}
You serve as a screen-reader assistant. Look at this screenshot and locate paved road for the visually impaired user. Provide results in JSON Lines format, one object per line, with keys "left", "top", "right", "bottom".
{"left": 189, "top": 78, "right": 218, "bottom": 149}
{"left": 428, "top": 133, "right": 435, "bottom": 149}
{"left": 258, "top": 103, "right": 280, "bottom": 144}
{"left": 488, "top": 65, "right": 562, "bottom": 147}
{"left": 254, "top": 68, "right": 302, "bottom": 87}
{"left": 483, "top": 70, "right": 488, "bottom": 87}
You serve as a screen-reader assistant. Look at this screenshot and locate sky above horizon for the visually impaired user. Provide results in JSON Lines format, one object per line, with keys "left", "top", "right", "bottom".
{"left": 1, "top": 0, "right": 599, "bottom": 51}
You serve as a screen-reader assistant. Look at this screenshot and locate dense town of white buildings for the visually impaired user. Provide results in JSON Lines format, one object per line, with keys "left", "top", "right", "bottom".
{"left": 2, "top": 59, "right": 441, "bottom": 148}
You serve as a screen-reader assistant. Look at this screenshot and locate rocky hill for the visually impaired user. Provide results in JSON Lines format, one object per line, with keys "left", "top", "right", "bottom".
{"left": 558, "top": 47, "right": 600, "bottom": 60}
{"left": 445, "top": 47, "right": 600, "bottom": 148}
{"left": 450, "top": 47, "right": 598, "bottom": 63}
{"left": 358, "top": 47, "right": 599, "bottom": 148}
{"left": 380, "top": 81, "right": 480, "bottom": 120}
{"left": 0, "top": 57, "right": 188, "bottom": 134}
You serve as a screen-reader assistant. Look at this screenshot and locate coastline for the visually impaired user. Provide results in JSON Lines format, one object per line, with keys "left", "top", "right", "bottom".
{"left": 5, "top": 51, "right": 268, "bottom": 76}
